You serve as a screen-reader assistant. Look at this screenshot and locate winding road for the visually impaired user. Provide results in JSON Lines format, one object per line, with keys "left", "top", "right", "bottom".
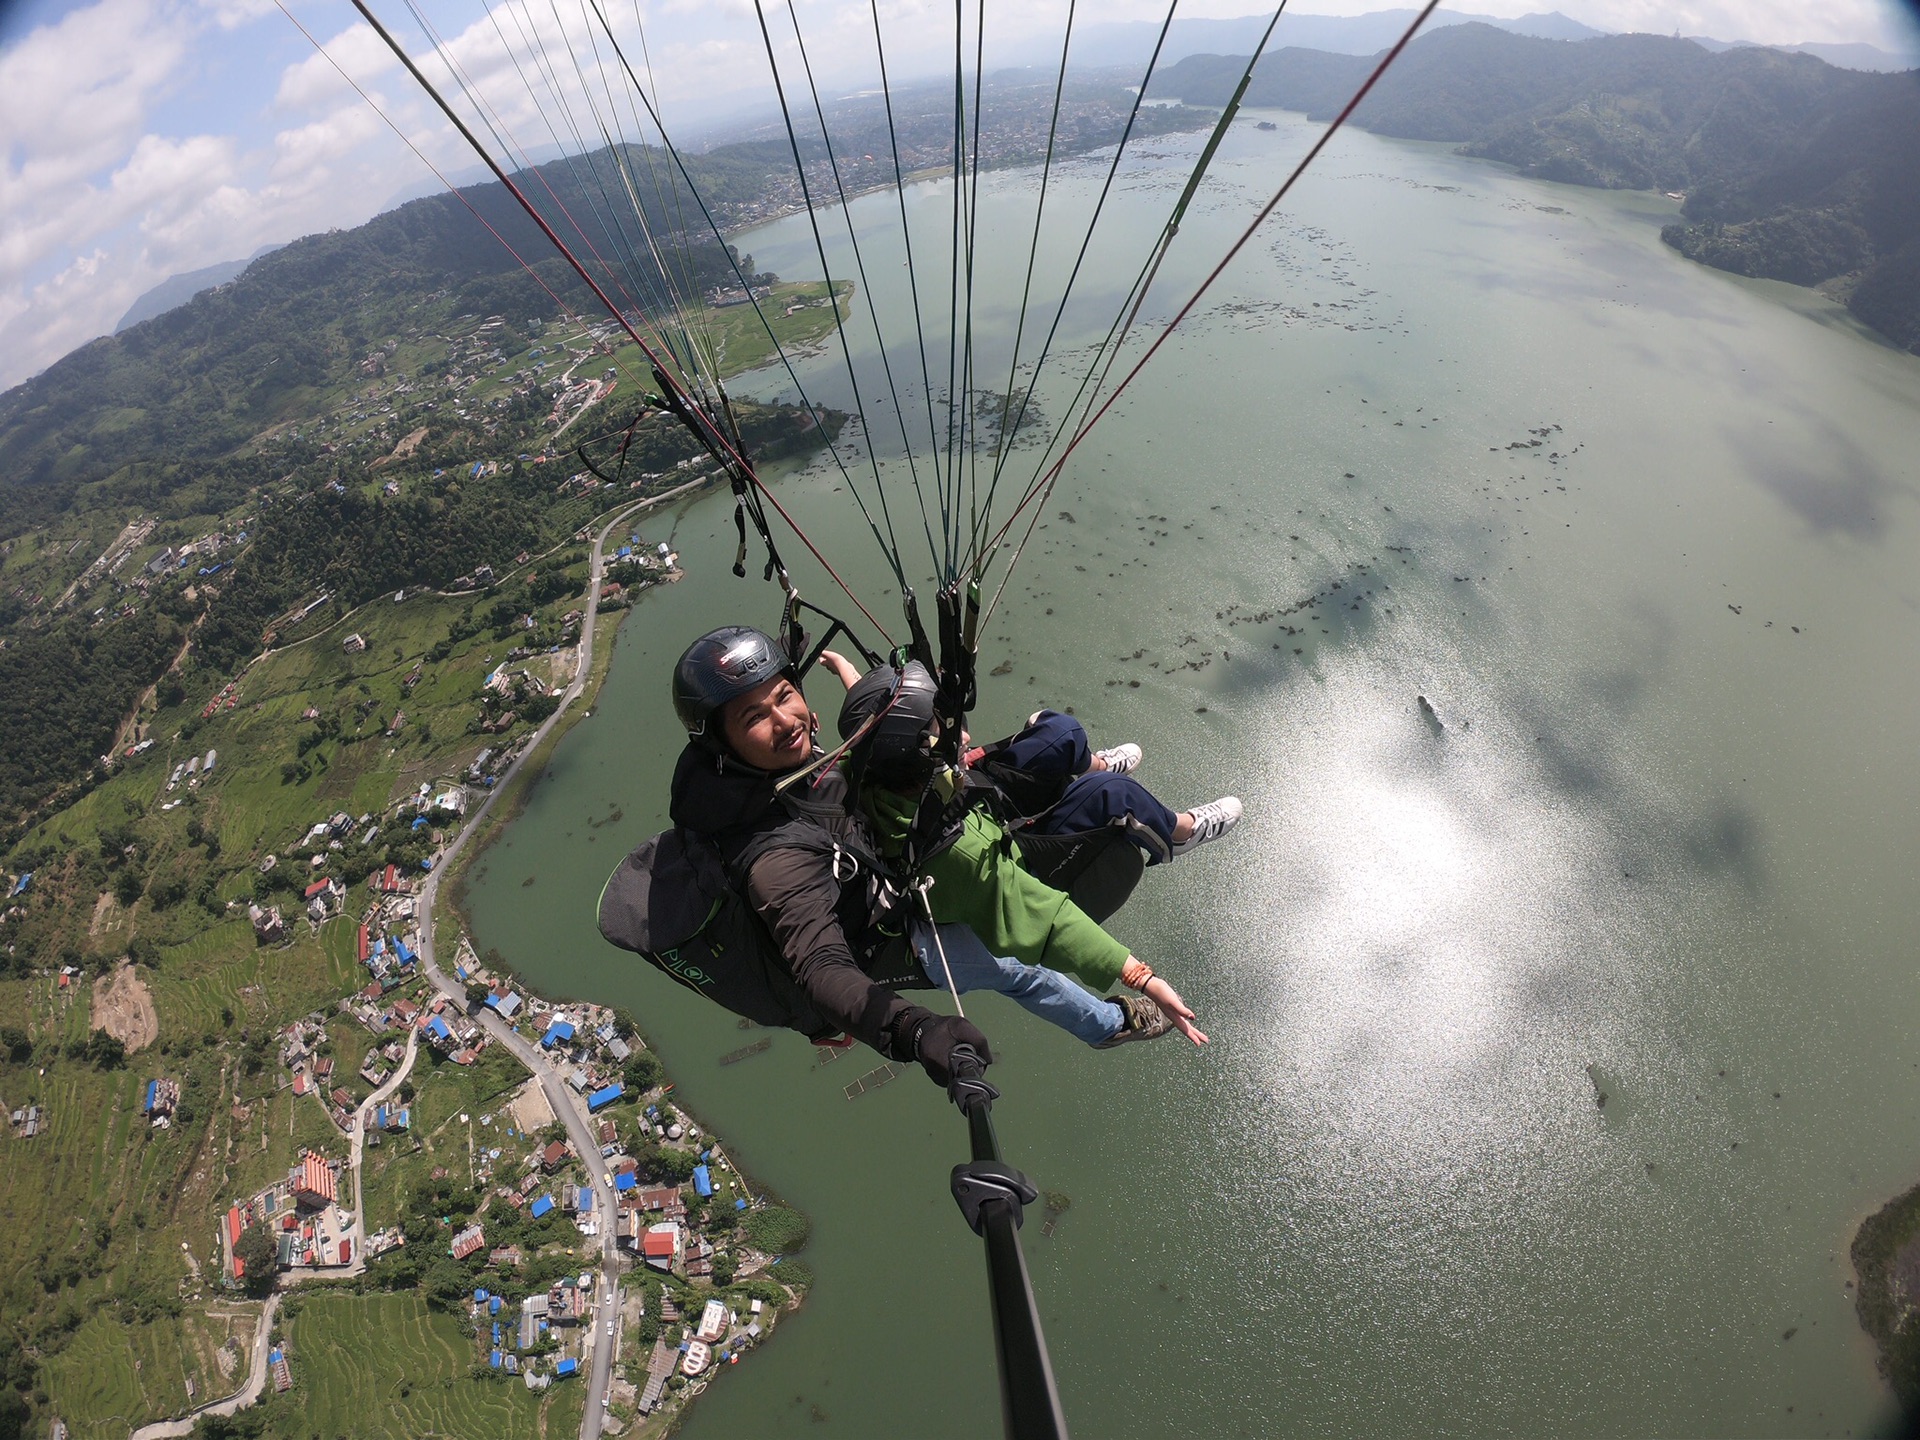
{"left": 409, "top": 493, "right": 658, "bottom": 1439}
{"left": 131, "top": 488, "right": 687, "bottom": 1439}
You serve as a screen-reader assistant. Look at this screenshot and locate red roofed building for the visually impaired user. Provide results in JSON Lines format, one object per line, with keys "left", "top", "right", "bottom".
{"left": 450, "top": 1224, "right": 486, "bottom": 1260}
{"left": 541, "top": 1141, "right": 567, "bottom": 1172}
{"left": 304, "top": 878, "right": 332, "bottom": 901}
{"left": 356, "top": 924, "right": 370, "bottom": 963}
{"left": 625, "top": 1185, "right": 684, "bottom": 1218}
{"left": 294, "top": 1153, "right": 337, "bottom": 1207}
{"left": 226, "top": 1206, "right": 246, "bottom": 1278}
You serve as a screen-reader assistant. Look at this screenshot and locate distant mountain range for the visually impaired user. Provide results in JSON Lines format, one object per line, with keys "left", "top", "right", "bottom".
{"left": 1073, "top": 9, "right": 1917, "bottom": 74}
{"left": 1150, "top": 24, "right": 1920, "bottom": 352}
{"left": 113, "top": 246, "right": 283, "bottom": 334}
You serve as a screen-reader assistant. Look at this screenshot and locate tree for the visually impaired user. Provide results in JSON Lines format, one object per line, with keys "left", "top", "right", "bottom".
{"left": 743, "top": 1207, "right": 810, "bottom": 1255}
{"left": 637, "top": 1145, "right": 696, "bottom": 1185}
{"left": 84, "top": 1029, "right": 126, "bottom": 1070}
{"left": 710, "top": 1252, "right": 737, "bottom": 1287}
{"left": 423, "top": 1258, "right": 472, "bottom": 1313}
{"left": 0, "top": 1027, "right": 30, "bottom": 1063}
{"left": 233, "top": 1223, "right": 279, "bottom": 1296}
{"left": 465, "top": 982, "right": 491, "bottom": 1009}
{"left": 622, "top": 1049, "right": 664, "bottom": 1093}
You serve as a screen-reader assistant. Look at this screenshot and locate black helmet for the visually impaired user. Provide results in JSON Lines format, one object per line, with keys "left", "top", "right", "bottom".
{"left": 837, "top": 660, "right": 941, "bottom": 787}
{"left": 673, "top": 626, "right": 797, "bottom": 750}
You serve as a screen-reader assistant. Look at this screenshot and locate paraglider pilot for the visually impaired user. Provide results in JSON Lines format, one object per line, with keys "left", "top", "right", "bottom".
{"left": 665, "top": 626, "right": 1232, "bottom": 1085}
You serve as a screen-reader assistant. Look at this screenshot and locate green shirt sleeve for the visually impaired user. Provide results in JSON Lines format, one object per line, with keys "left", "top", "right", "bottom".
{"left": 873, "top": 793, "right": 1130, "bottom": 991}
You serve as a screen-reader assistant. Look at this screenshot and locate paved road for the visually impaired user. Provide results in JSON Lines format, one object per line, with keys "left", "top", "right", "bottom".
{"left": 130, "top": 491, "right": 674, "bottom": 1440}
{"left": 413, "top": 495, "right": 660, "bottom": 1440}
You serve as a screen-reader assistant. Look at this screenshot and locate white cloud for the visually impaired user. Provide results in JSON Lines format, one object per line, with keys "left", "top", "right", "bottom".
{"left": 0, "top": 0, "right": 1913, "bottom": 391}
{"left": 274, "top": 19, "right": 398, "bottom": 109}
{"left": 0, "top": 0, "right": 189, "bottom": 218}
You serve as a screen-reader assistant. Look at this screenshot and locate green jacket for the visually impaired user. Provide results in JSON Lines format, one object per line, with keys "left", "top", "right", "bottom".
{"left": 863, "top": 788, "right": 1131, "bottom": 991}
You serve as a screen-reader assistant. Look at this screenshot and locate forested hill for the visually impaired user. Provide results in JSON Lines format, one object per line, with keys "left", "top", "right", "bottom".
{"left": 1153, "top": 25, "right": 1920, "bottom": 352}
{"left": 0, "top": 142, "right": 785, "bottom": 531}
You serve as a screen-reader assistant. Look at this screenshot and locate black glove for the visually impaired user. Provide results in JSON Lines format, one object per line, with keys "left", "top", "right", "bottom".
{"left": 912, "top": 1014, "right": 993, "bottom": 1088}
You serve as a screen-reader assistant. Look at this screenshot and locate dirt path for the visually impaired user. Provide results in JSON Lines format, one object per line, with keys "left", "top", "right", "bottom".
{"left": 91, "top": 960, "right": 159, "bottom": 1052}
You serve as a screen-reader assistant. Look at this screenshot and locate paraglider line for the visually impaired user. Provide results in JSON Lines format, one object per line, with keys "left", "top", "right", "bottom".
{"left": 984, "top": 0, "right": 1444, "bottom": 573}
{"left": 345, "top": 0, "right": 894, "bottom": 641}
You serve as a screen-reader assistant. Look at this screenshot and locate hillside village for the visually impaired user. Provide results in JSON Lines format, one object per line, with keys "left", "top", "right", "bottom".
{"left": 0, "top": 464, "right": 815, "bottom": 1438}
{"left": 55, "top": 640, "right": 812, "bottom": 1438}
{"left": 0, "top": 148, "right": 860, "bottom": 1439}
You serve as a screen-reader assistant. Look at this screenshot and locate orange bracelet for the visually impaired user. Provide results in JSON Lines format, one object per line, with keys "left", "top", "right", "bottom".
{"left": 1121, "top": 959, "right": 1154, "bottom": 991}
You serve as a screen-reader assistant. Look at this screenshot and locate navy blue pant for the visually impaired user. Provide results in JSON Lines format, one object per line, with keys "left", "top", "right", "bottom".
{"left": 1001, "top": 711, "right": 1180, "bottom": 861}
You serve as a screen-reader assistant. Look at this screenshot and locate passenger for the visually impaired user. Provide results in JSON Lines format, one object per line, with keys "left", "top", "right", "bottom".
{"left": 834, "top": 660, "right": 1213, "bottom": 1050}
{"left": 966, "top": 706, "right": 1242, "bottom": 863}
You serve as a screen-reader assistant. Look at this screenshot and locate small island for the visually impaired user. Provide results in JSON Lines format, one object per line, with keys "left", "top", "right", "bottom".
{"left": 1852, "top": 1185, "right": 1920, "bottom": 1397}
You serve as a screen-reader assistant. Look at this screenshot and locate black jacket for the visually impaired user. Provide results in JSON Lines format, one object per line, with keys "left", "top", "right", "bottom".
{"left": 668, "top": 744, "right": 931, "bottom": 1060}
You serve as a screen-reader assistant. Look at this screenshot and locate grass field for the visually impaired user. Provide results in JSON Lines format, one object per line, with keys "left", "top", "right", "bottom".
{"left": 262, "top": 1289, "right": 584, "bottom": 1440}
{"left": 603, "top": 280, "right": 848, "bottom": 386}
{"left": 362, "top": 1043, "right": 527, "bottom": 1231}
{"left": 221, "top": 1081, "right": 344, "bottom": 1206}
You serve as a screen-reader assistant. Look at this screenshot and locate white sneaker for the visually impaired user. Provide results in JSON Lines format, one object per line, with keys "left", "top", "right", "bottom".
{"left": 1092, "top": 742, "right": 1142, "bottom": 776}
{"left": 1171, "top": 796, "right": 1242, "bottom": 856}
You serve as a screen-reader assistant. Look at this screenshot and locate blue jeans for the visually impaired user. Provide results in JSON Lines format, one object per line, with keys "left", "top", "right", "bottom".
{"left": 911, "top": 922, "right": 1122, "bottom": 1047}
{"left": 1005, "top": 711, "right": 1180, "bottom": 859}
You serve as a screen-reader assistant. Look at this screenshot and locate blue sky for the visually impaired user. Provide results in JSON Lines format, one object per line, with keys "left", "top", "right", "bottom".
{"left": 0, "top": 0, "right": 1915, "bottom": 391}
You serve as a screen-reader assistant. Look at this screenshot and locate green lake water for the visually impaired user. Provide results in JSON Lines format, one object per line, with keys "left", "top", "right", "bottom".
{"left": 464, "top": 109, "right": 1920, "bottom": 1436}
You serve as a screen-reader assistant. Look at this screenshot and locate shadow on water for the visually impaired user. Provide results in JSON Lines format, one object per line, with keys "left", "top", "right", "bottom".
{"left": 1682, "top": 801, "right": 1766, "bottom": 893}
{"left": 1727, "top": 423, "right": 1904, "bottom": 540}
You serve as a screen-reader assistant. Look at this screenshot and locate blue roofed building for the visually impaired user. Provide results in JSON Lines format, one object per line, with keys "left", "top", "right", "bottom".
{"left": 586, "top": 1081, "right": 623, "bottom": 1112}
{"left": 692, "top": 1165, "right": 713, "bottom": 1198}
{"left": 555, "top": 1357, "right": 578, "bottom": 1377}
{"left": 613, "top": 1171, "right": 637, "bottom": 1194}
{"left": 541, "top": 1019, "right": 575, "bottom": 1049}
{"left": 530, "top": 1194, "right": 555, "bottom": 1219}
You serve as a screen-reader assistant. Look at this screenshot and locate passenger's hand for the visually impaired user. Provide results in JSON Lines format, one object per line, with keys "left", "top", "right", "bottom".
{"left": 816, "top": 649, "right": 863, "bottom": 690}
{"left": 1143, "top": 975, "right": 1208, "bottom": 1045}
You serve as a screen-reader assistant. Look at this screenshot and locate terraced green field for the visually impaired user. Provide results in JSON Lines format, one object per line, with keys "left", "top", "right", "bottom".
{"left": 40, "top": 1304, "right": 260, "bottom": 1440}
{"left": 269, "top": 1290, "right": 583, "bottom": 1439}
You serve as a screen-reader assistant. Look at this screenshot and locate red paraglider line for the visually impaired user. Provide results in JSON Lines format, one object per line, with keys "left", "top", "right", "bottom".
{"left": 336, "top": 0, "right": 893, "bottom": 642}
